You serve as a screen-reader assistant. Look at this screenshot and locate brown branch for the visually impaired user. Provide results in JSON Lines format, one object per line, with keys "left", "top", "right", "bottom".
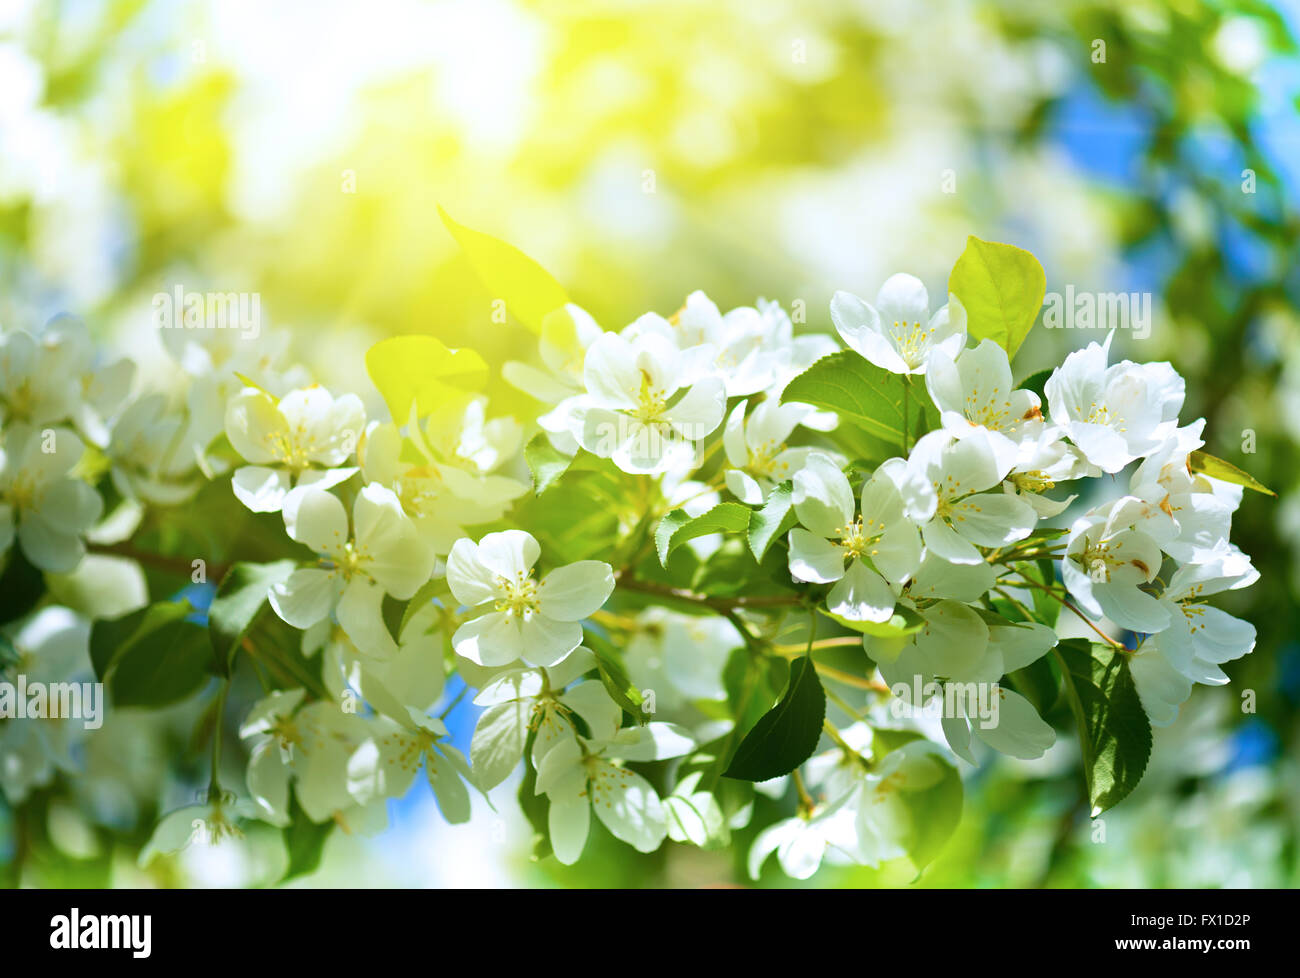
{"left": 614, "top": 571, "right": 803, "bottom": 611}
{"left": 88, "top": 542, "right": 231, "bottom": 583}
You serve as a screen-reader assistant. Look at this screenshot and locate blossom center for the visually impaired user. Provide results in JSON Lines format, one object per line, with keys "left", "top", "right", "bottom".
{"left": 836, "top": 515, "right": 883, "bottom": 560}
{"left": 632, "top": 370, "right": 668, "bottom": 424}
{"left": 496, "top": 571, "right": 540, "bottom": 618}
{"left": 889, "top": 320, "right": 935, "bottom": 366}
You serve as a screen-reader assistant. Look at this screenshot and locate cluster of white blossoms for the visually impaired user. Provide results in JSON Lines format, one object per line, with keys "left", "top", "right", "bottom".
{"left": 0, "top": 259, "right": 1264, "bottom": 882}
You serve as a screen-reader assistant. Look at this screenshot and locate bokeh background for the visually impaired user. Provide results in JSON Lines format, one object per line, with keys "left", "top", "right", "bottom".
{"left": 1, "top": 0, "right": 1299, "bottom": 887}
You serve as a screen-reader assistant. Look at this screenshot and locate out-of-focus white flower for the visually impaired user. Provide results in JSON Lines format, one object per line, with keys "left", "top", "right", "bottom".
{"left": 0, "top": 424, "right": 102, "bottom": 572}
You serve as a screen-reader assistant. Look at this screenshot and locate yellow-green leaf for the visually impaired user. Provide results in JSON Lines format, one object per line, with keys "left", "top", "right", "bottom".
{"left": 1188, "top": 450, "right": 1276, "bottom": 497}
{"left": 438, "top": 206, "right": 568, "bottom": 334}
{"left": 948, "top": 235, "right": 1046, "bottom": 360}
{"left": 365, "top": 335, "right": 488, "bottom": 424}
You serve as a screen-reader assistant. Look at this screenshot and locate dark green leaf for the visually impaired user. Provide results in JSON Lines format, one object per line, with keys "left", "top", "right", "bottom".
{"left": 724, "top": 655, "right": 826, "bottom": 782}
{"left": 722, "top": 647, "right": 788, "bottom": 742}
{"left": 208, "top": 560, "right": 297, "bottom": 676}
{"left": 280, "top": 794, "right": 334, "bottom": 884}
{"left": 91, "top": 601, "right": 213, "bottom": 707}
{"left": 0, "top": 549, "right": 44, "bottom": 627}
{"left": 1053, "top": 639, "right": 1152, "bottom": 816}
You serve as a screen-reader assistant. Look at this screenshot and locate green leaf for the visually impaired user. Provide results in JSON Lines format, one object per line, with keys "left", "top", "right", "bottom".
{"left": 438, "top": 206, "right": 569, "bottom": 334}
{"left": 365, "top": 334, "right": 488, "bottom": 425}
{"left": 1016, "top": 367, "right": 1053, "bottom": 404}
{"left": 280, "top": 795, "right": 333, "bottom": 884}
{"left": 1053, "top": 639, "right": 1152, "bottom": 816}
{"left": 1006, "top": 654, "right": 1061, "bottom": 717}
{"left": 518, "top": 727, "right": 552, "bottom": 861}
{"left": 524, "top": 432, "right": 574, "bottom": 494}
{"left": 91, "top": 601, "right": 213, "bottom": 708}
{"left": 655, "top": 503, "right": 751, "bottom": 567}
{"left": 584, "top": 629, "right": 645, "bottom": 718}
{"left": 782, "top": 352, "right": 933, "bottom": 450}
{"left": 0, "top": 632, "right": 18, "bottom": 670}
{"left": 0, "top": 549, "right": 44, "bottom": 627}
{"left": 723, "top": 648, "right": 789, "bottom": 742}
{"left": 948, "top": 235, "right": 1046, "bottom": 360}
{"left": 893, "top": 748, "right": 963, "bottom": 874}
{"left": 748, "top": 482, "right": 797, "bottom": 562}
{"left": 869, "top": 727, "right": 925, "bottom": 754}
{"left": 398, "top": 577, "right": 450, "bottom": 638}
{"left": 208, "top": 560, "right": 297, "bottom": 676}
{"left": 723, "top": 655, "right": 826, "bottom": 782}
{"left": 823, "top": 606, "right": 925, "bottom": 637}
{"left": 1188, "top": 449, "right": 1276, "bottom": 497}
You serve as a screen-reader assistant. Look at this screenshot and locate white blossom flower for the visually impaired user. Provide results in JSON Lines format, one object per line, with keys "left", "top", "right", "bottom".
{"left": 900, "top": 429, "right": 1037, "bottom": 565}
{"left": 238, "top": 689, "right": 308, "bottom": 826}
{"left": 534, "top": 722, "right": 695, "bottom": 865}
{"left": 470, "top": 647, "right": 621, "bottom": 788}
{"left": 747, "top": 789, "right": 862, "bottom": 880}
{"left": 1044, "top": 332, "right": 1185, "bottom": 473}
{"left": 1131, "top": 547, "right": 1258, "bottom": 725}
{"left": 446, "top": 530, "right": 614, "bottom": 667}
{"left": 830, "top": 274, "right": 966, "bottom": 375}
{"left": 924, "top": 338, "right": 1042, "bottom": 473}
{"left": 569, "top": 330, "right": 726, "bottom": 475}
{"left": 787, "top": 453, "right": 921, "bottom": 622}
{"left": 277, "top": 702, "right": 390, "bottom": 835}
{"left": 358, "top": 417, "right": 527, "bottom": 554}
{"left": 722, "top": 398, "right": 820, "bottom": 504}
{"left": 139, "top": 796, "right": 259, "bottom": 866}
{"left": 0, "top": 607, "right": 94, "bottom": 804}
{"left": 306, "top": 601, "right": 447, "bottom": 720}
{"left": 107, "top": 393, "right": 200, "bottom": 505}
{"left": 1002, "top": 424, "right": 1096, "bottom": 518}
{"left": 623, "top": 609, "right": 737, "bottom": 710}
{"left": 505, "top": 303, "right": 604, "bottom": 408}
{"left": 1128, "top": 420, "right": 1240, "bottom": 562}
{"left": 0, "top": 424, "right": 103, "bottom": 572}
{"left": 655, "top": 291, "right": 788, "bottom": 397}
{"left": 347, "top": 708, "right": 475, "bottom": 824}
{"left": 225, "top": 385, "right": 364, "bottom": 512}
{"left": 0, "top": 328, "right": 81, "bottom": 429}
{"left": 269, "top": 484, "right": 436, "bottom": 659}
{"left": 1062, "top": 499, "right": 1169, "bottom": 634}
